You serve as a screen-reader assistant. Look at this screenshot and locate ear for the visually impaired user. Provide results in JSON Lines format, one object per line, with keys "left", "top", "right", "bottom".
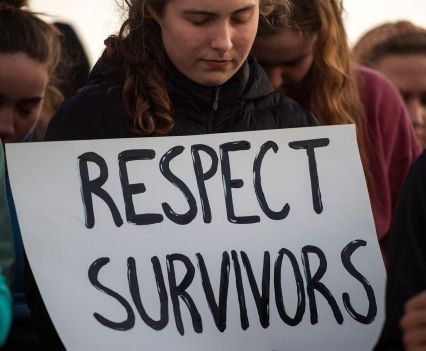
{"left": 145, "top": 4, "right": 162, "bottom": 26}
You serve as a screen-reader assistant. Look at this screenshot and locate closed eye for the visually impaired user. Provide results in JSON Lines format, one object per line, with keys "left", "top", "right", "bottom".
{"left": 420, "top": 92, "right": 426, "bottom": 106}
{"left": 231, "top": 8, "right": 255, "bottom": 24}
{"left": 184, "top": 12, "right": 215, "bottom": 26}
{"left": 17, "top": 98, "right": 42, "bottom": 117}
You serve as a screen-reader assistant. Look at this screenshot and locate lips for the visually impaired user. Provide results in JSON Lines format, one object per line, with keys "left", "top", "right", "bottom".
{"left": 201, "top": 59, "right": 232, "bottom": 70}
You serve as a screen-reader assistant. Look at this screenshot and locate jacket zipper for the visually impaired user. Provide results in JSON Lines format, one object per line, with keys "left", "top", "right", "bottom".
{"left": 207, "top": 86, "right": 221, "bottom": 133}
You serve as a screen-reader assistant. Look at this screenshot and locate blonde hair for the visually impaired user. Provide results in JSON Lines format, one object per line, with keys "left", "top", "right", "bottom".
{"left": 257, "top": 0, "right": 373, "bottom": 191}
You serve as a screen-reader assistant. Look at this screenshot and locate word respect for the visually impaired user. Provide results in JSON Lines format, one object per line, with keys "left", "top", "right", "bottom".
{"left": 78, "top": 138, "right": 330, "bottom": 228}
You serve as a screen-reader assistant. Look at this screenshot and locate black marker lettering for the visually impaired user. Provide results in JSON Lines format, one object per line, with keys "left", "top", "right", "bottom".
{"left": 127, "top": 256, "right": 169, "bottom": 330}
{"left": 191, "top": 144, "right": 219, "bottom": 223}
{"left": 88, "top": 257, "right": 135, "bottom": 331}
{"left": 196, "top": 252, "right": 230, "bottom": 332}
{"left": 79, "top": 152, "right": 123, "bottom": 228}
{"left": 301, "top": 245, "right": 343, "bottom": 325}
{"left": 274, "top": 248, "right": 306, "bottom": 326}
{"left": 341, "top": 240, "right": 377, "bottom": 324}
{"left": 289, "top": 138, "right": 330, "bottom": 214}
{"left": 241, "top": 251, "right": 270, "bottom": 328}
{"left": 231, "top": 250, "right": 249, "bottom": 330}
{"left": 254, "top": 141, "right": 290, "bottom": 220}
{"left": 118, "top": 149, "right": 163, "bottom": 225}
{"left": 220, "top": 141, "right": 260, "bottom": 224}
{"left": 166, "top": 254, "right": 203, "bottom": 335}
{"left": 160, "top": 146, "right": 198, "bottom": 225}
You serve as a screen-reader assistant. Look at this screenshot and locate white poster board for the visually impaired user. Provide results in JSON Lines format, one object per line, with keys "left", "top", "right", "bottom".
{"left": 6, "top": 125, "right": 386, "bottom": 351}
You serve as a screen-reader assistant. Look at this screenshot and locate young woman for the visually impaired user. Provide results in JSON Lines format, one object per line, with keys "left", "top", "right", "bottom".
{"left": 45, "top": 0, "right": 316, "bottom": 142}
{"left": 31, "top": 0, "right": 317, "bottom": 348}
{"left": 251, "top": 0, "right": 421, "bottom": 259}
{"left": 0, "top": 1, "right": 61, "bottom": 143}
{"left": 0, "top": 0, "right": 62, "bottom": 348}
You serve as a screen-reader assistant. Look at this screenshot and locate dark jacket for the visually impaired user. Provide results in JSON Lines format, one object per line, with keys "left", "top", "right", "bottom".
{"left": 375, "top": 151, "right": 426, "bottom": 351}
{"left": 30, "top": 56, "right": 317, "bottom": 350}
{"left": 46, "top": 56, "right": 317, "bottom": 141}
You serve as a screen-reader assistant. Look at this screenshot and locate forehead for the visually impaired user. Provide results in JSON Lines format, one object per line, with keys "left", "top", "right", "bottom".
{"left": 376, "top": 54, "right": 426, "bottom": 92}
{"left": 253, "top": 30, "right": 316, "bottom": 62}
{"left": 166, "top": 0, "right": 258, "bottom": 12}
{"left": 0, "top": 52, "right": 48, "bottom": 101}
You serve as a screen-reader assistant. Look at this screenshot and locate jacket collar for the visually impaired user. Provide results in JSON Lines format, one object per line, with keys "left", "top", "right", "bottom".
{"left": 88, "top": 55, "right": 274, "bottom": 119}
{"left": 165, "top": 55, "right": 273, "bottom": 112}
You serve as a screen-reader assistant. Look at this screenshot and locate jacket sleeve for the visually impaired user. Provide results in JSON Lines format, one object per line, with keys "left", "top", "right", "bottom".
{"left": 374, "top": 151, "right": 426, "bottom": 350}
{"left": 0, "top": 274, "right": 12, "bottom": 347}
{"left": 0, "top": 144, "right": 13, "bottom": 346}
{"left": 0, "top": 142, "right": 14, "bottom": 288}
{"left": 45, "top": 84, "right": 127, "bottom": 142}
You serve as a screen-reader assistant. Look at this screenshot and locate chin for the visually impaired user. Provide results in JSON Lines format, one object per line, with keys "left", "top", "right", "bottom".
{"left": 199, "top": 73, "right": 234, "bottom": 87}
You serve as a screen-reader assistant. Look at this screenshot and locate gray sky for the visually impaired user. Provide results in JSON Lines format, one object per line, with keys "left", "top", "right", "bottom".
{"left": 31, "top": 0, "right": 426, "bottom": 66}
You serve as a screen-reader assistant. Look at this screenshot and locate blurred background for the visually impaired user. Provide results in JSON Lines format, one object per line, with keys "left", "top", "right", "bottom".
{"left": 30, "top": 0, "right": 426, "bottom": 67}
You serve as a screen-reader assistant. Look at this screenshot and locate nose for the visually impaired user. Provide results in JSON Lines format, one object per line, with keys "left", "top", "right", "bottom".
{"left": 0, "top": 106, "right": 15, "bottom": 139}
{"left": 406, "top": 98, "right": 425, "bottom": 128}
{"left": 210, "top": 22, "right": 233, "bottom": 53}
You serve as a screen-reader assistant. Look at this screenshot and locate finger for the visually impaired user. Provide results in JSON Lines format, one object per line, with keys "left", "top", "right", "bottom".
{"left": 405, "top": 347, "right": 426, "bottom": 351}
{"left": 406, "top": 291, "right": 426, "bottom": 312}
{"left": 403, "top": 327, "right": 426, "bottom": 350}
{"left": 401, "top": 309, "right": 426, "bottom": 330}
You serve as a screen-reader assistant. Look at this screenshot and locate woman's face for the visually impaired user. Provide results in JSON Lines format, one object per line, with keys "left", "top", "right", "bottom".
{"left": 375, "top": 53, "right": 426, "bottom": 147}
{"left": 153, "top": 0, "right": 259, "bottom": 86}
{"left": 0, "top": 53, "right": 48, "bottom": 143}
{"left": 252, "top": 29, "right": 316, "bottom": 94}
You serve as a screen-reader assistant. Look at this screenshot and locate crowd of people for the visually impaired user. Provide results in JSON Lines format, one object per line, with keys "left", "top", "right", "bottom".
{"left": 0, "top": 0, "right": 425, "bottom": 350}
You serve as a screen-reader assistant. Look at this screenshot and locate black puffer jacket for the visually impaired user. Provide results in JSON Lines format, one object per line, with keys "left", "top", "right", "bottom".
{"left": 46, "top": 56, "right": 317, "bottom": 141}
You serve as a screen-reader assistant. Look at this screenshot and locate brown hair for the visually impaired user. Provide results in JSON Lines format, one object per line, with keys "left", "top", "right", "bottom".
{"left": 257, "top": 0, "right": 373, "bottom": 191}
{"left": 353, "top": 21, "right": 426, "bottom": 67}
{"left": 0, "top": 0, "right": 28, "bottom": 8}
{"left": 102, "top": 0, "right": 292, "bottom": 137}
{"left": 0, "top": 1, "right": 62, "bottom": 96}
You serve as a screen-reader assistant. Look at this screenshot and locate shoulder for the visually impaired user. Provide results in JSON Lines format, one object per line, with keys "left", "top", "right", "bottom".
{"left": 405, "top": 151, "right": 426, "bottom": 191}
{"left": 356, "top": 65, "right": 403, "bottom": 105}
{"left": 253, "top": 92, "right": 318, "bottom": 129}
{"left": 242, "top": 57, "right": 318, "bottom": 129}
{"left": 356, "top": 65, "right": 419, "bottom": 150}
{"left": 46, "top": 80, "right": 128, "bottom": 141}
{"left": 390, "top": 150, "right": 426, "bottom": 257}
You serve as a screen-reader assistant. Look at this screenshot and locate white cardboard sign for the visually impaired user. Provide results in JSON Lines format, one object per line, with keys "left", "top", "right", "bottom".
{"left": 6, "top": 125, "right": 385, "bottom": 351}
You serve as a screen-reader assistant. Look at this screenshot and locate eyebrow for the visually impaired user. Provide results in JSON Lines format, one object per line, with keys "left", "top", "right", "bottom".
{"left": 259, "top": 51, "right": 311, "bottom": 66}
{"left": 282, "top": 53, "right": 310, "bottom": 66}
{"left": 182, "top": 4, "right": 256, "bottom": 17}
{"left": 0, "top": 94, "right": 43, "bottom": 103}
{"left": 18, "top": 97, "right": 44, "bottom": 105}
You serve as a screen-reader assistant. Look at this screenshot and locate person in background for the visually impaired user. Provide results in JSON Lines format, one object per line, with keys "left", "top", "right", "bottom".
{"left": 0, "top": 0, "right": 62, "bottom": 348}
{"left": 53, "top": 22, "right": 90, "bottom": 99}
{"left": 251, "top": 0, "right": 421, "bottom": 260}
{"left": 374, "top": 151, "right": 426, "bottom": 350}
{"left": 0, "top": 141, "right": 13, "bottom": 347}
{"left": 353, "top": 21, "right": 426, "bottom": 149}
{"left": 33, "top": 22, "right": 90, "bottom": 141}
